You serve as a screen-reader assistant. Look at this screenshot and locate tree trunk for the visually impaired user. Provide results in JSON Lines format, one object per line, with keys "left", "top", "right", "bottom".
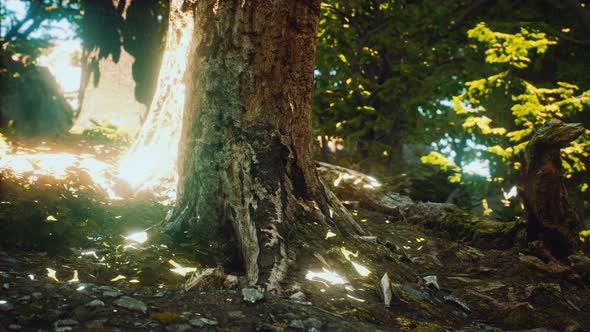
{"left": 166, "top": 0, "right": 365, "bottom": 291}
{"left": 521, "top": 119, "right": 584, "bottom": 259}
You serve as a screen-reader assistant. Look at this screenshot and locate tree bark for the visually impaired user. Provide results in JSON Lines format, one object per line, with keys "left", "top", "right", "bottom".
{"left": 166, "top": 0, "right": 364, "bottom": 291}
{"left": 522, "top": 119, "right": 585, "bottom": 259}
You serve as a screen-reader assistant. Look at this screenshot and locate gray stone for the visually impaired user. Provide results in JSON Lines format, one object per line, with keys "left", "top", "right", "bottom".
{"left": 304, "top": 317, "right": 323, "bottom": 329}
{"left": 289, "top": 291, "right": 305, "bottom": 300}
{"left": 85, "top": 299, "right": 105, "bottom": 307}
{"left": 228, "top": 310, "right": 245, "bottom": 319}
{"left": 17, "top": 295, "right": 30, "bottom": 302}
{"left": 189, "top": 317, "right": 218, "bottom": 327}
{"left": 242, "top": 288, "right": 264, "bottom": 303}
{"left": 97, "top": 286, "right": 123, "bottom": 298}
{"left": 8, "top": 324, "right": 21, "bottom": 330}
{"left": 290, "top": 319, "right": 305, "bottom": 329}
{"left": 55, "top": 328, "right": 72, "bottom": 332}
{"left": 0, "top": 301, "right": 14, "bottom": 312}
{"left": 114, "top": 296, "right": 147, "bottom": 313}
{"left": 443, "top": 294, "right": 470, "bottom": 313}
{"left": 54, "top": 319, "right": 79, "bottom": 327}
{"left": 260, "top": 324, "right": 284, "bottom": 331}
{"left": 166, "top": 324, "right": 193, "bottom": 332}
{"left": 154, "top": 291, "right": 168, "bottom": 298}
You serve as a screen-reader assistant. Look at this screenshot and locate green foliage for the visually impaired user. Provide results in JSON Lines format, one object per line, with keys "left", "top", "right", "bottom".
{"left": 467, "top": 23, "right": 556, "bottom": 69}
{"left": 420, "top": 151, "right": 462, "bottom": 183}
{"left": 82, "top": 120, "right": 131, "bottom": 145}
{"left": 0, "top": 172, "right": 104, "bottom": 254}
{"left": 452, "top": 23, "right": 590, "bottom": 187}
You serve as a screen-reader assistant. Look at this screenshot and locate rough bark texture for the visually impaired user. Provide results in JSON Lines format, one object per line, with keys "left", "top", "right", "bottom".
{"left": 522, "top": 119, "right": 585, "bottom": 259}
{"left": 168, "top": 0, "right": 364, "bottom": 290}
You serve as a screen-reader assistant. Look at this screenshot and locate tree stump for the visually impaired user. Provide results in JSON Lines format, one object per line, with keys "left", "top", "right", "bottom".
{"left": 522, "top": 119, "right": 585, "bottom": 259}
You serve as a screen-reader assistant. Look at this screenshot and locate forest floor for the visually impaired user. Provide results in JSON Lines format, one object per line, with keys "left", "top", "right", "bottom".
{"left": 1, "top": 135, "right": 589, "bottom": 332}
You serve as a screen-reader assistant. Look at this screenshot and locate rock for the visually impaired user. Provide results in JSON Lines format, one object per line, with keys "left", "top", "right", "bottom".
{"left": 290, "top": 319, "right": 305, "bottom": 329}
{"left": 54, "top": 319, "right": 79, "bottom": 327}
{"left": 0, "top": 301, "right": 15, "bottom": 312}
{"left": 444, "top": 294, "right": 470, "bottom": 313}
{"left": 228, "top": 310, "right": 245, "bottom": 319}
{"left": 55, "top": 328, "right": 73, "bottom": 332}
{"left": 114, "top": 296, "right": 148, "bottom": 313}
{"left": 423, "top": 275, "right": 440, "bottom": 290}
{"left": 17, "top": 295, "right": 30, "bottom": 303}
{"left": 8, "top": 324, "right": 21, "bottom": 330}
{"left": 242, "top": 288, "right": 265, "bottom": 303}
{"left": 380, "top": 273, "right": 392, "bottom": 307}
{"left": 97, "top": 285, "right": 123, "bottom": 298}
{"left": 189, "top": 317, "right": 218, "bottom": 327}
{"left": 260, "top": 323, "right": 285, "bottom": 331}
{"left": 166, "top": 324, "right": 193, "bottom": 332}
{"left": 304, "top": 317, "right": 323, "bottom": 329}
{"left": 154, "top": 291, "right": 168, "bottom": 298}
{"left": 85, "top": 299, "right": 105, "bottom": 307}
{"left": 289, "top": 291, "right": 305, "bottom": 300}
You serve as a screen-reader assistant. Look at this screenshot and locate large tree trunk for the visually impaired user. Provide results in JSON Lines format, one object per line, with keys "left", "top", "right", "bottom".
{"left": 166, "top": 0, "right": 364, "bottom": 290}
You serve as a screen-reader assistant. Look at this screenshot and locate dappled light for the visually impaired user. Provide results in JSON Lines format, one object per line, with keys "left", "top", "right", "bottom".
{"left": 305, "top": 268, "right": 347, "bottom": 286}
{"left": 1, "top": 0, "right": 590, "bottom": 330}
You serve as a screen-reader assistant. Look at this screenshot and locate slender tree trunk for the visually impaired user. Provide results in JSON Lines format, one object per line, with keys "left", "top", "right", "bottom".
{"left": 166, "top": 0, "right": 365, "bottom": 290}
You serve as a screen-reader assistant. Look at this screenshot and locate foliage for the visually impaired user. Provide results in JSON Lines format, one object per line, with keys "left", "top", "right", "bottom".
{"left": 447, "top": 23, "right": 590, "bottom": 215}
{"left": 83, "top": 120, "right": 131, "bottom": 145}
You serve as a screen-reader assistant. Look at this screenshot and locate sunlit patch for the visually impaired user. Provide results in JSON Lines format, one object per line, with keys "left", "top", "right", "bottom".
{"left": 46, "top": 268, "right": 59, "bottom": 282}
{"left": 325, "top": 231, "right": 337, "bottom": 240}
{"left": 125, "top": 231, "right": 148, "bottom": 244}
{"left": 68, "top": 270, "right": 79, "bottom": 283}
{"left": 351, "top": 262, "right": 371, "bottom": 277}
{"left": 341, "top": 247, "right": 370, "bottom": 277}
{"left": 82, "top": 250, "right": 99, "bottom": 259}
{"left": 340, "top": 247, "right": 358, "bottom": 261}
{"left": 111, "top": 275, "right": 126, "bottom": 282}
{"left": 416, "top": 237, "right": 426, "bottom": 243}
{"left": 0, "top": 144, "right": 120, "bottom": 199}
{"left": 503, "top": 186, "right": 517, "bottom": 199}
{"left": 45, "top": 215, "right": 58, "bottom": 222}
{"left": 0, "top": 300, "right": 7, "bottom": 304}
{"left": 0, "top": 1, "right": 195, "bottom": 201}
{"left": 129, "top": 279, "right": 140, "bottom": 283}
{"left": 346, "top": 294, "right": 366, "bottom": 302}
{"left": 168, "top": 259, "right": 197, "bottom": 277}
{"left": 115, "top": 1, "right": 195, "bottom": 199}
{"left": 28, "top": 274, "right": 35, "bottom": 280}
{"left": 306, "top": 268, "right": 346, "bottom": 285}
{"left": 76, "top": 285, "right": 85, "bottom": 291}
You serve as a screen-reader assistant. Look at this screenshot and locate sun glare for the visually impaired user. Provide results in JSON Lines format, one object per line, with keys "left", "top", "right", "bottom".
{"left": 0, "top": 2, "right": 195, "bottom": 202}
{"left": 305, "top": 268, "right": 347, "bottom": 285}
{"left": 116, "top": 1, "right": 195, "bottom": 198}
